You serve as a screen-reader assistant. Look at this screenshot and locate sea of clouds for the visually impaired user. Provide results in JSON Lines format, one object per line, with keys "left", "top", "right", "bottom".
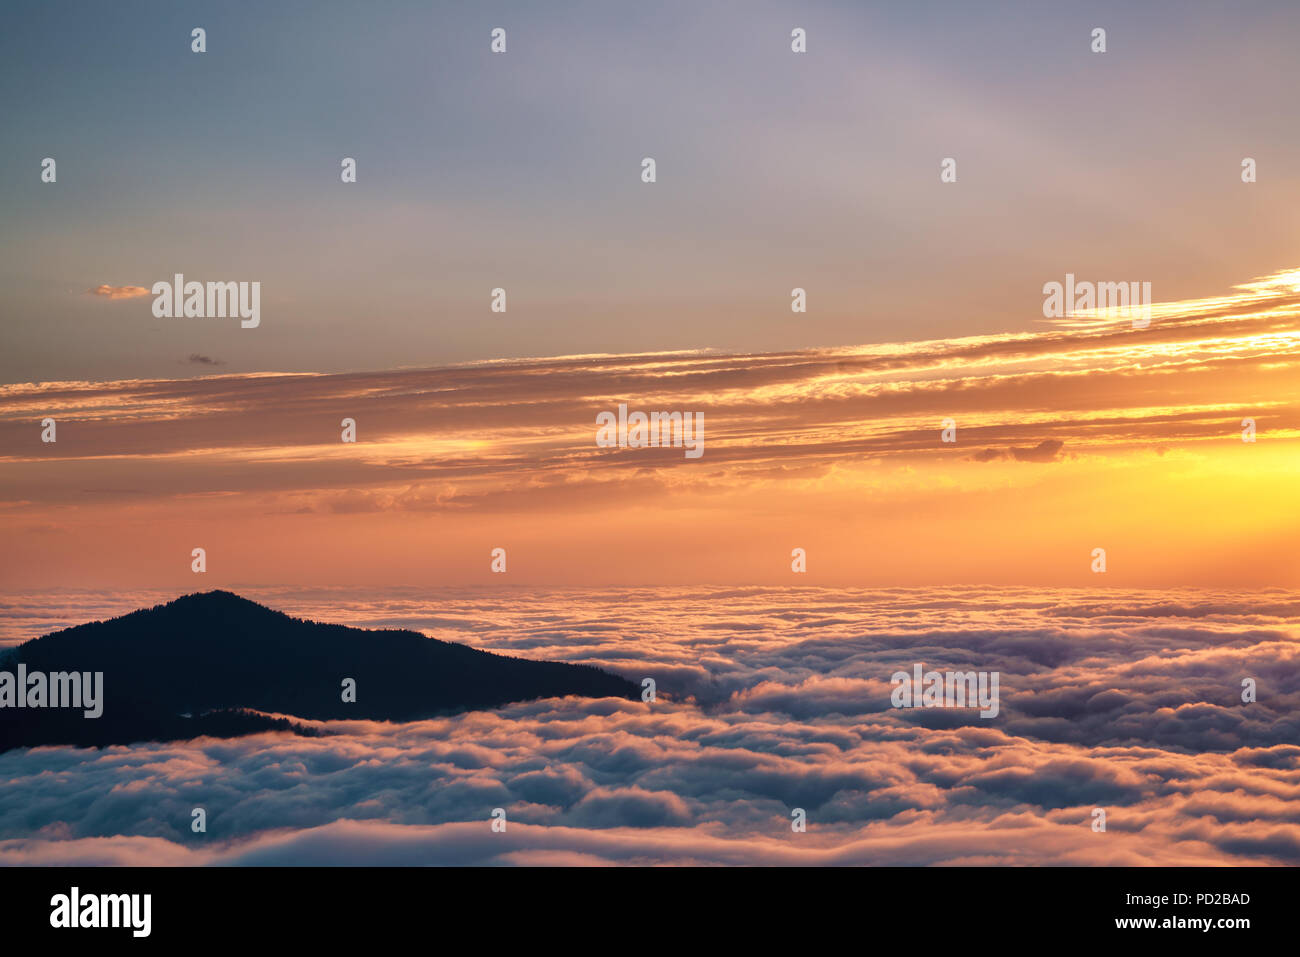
{"left": 1, "top": 585, "right": 1297, "bottom": 865}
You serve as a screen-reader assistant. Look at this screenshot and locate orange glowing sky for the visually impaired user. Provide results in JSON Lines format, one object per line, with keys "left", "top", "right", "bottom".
{"left": 2, "top": 267, "right": 1298, "bottom": 590}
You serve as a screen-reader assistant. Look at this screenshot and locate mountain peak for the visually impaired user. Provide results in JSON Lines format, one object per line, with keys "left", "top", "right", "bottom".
{"left": 159, "top": 589, "right": 286, "bottom": 618}
{"left": 4, "top": 592, "right": 637, "bottom": 752}
{"left": 179, "top": 589, "right": 246, "bottom": 602}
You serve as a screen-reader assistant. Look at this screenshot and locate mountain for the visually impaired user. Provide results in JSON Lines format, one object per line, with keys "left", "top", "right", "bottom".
{"left": 0, "top": 590, "right": 638, "bottom": 751}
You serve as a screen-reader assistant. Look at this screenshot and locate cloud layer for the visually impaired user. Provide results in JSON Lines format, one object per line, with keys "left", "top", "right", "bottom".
{"left": 1, "top": 586, "right": 1296, "bottom": 865}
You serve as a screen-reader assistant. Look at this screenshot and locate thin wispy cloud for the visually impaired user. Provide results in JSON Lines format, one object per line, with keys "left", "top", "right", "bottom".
{"left": 3, "top": 268, "right": 1297, "bottom": 587}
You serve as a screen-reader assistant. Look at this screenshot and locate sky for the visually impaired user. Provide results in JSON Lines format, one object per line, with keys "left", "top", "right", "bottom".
{"left": 1, "top": 0, "right": 1298, "bottom": 589}
{"left": 2, "top": 0, "right": 1299, "bottom": 871}
{"left": 2, "top": 267, "right": 1298, "bottom": 588}
{"left": 2, "top": 0, "right": 1300, "bottom": 382}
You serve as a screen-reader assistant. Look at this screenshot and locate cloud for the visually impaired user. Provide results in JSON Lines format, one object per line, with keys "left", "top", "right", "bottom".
{"left": 5, "top": 266, "right": 1297, "bottom": 517}
{"left": 1012, "top": 439, "right": 1064, "bottom": 462}
{"left": 87, "top": 285, "right": 150, "bottom": 300}
{"left": 1, "top": 586, "right": 1298, "bottom": 865}
{"left": 187, "top": 354, "right": 224, "bottom": 366}
{"left": 973, "top": 439, "right": 1064, "bottom": 463}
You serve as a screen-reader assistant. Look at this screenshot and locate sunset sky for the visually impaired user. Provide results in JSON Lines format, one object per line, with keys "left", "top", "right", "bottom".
{"left": 2, "top": 0, "right": 1299, "bottom": 589}
{"left": 4, "top": 0, "right": 1300, "bottom": 875}
{"left": 2, "top": 267, "right": 1298, "bottom": 589}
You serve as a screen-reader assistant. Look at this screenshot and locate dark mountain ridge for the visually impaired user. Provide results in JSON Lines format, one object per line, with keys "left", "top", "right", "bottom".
{"left": 0, "top": 590, "right": 637, "bottom": 751}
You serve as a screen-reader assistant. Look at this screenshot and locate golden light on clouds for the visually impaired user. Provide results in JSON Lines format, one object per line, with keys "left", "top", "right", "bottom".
{"left": 87, "top": 284, "right": 151, "bottom": 300}
{"left": 5, "top": 267, "right": 1299, "bottom": 588}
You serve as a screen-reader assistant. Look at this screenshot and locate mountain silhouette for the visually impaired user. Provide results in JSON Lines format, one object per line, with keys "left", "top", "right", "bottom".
{"left": 0, "top": 590, "right": 638, "bottom": 751}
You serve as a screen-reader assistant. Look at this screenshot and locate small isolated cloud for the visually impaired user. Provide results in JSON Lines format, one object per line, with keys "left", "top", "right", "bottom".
{"left": 187, "top": 354, "right": 224, "bottom": 366}
{"left": 974, "top": 440, "right": 1064, "bottom": 463}
{"left": 88, "top": 284, "right": 150, "bottom": 300}
{"left": 1011, "top": 439, "right": 1064, "bottom": 462}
